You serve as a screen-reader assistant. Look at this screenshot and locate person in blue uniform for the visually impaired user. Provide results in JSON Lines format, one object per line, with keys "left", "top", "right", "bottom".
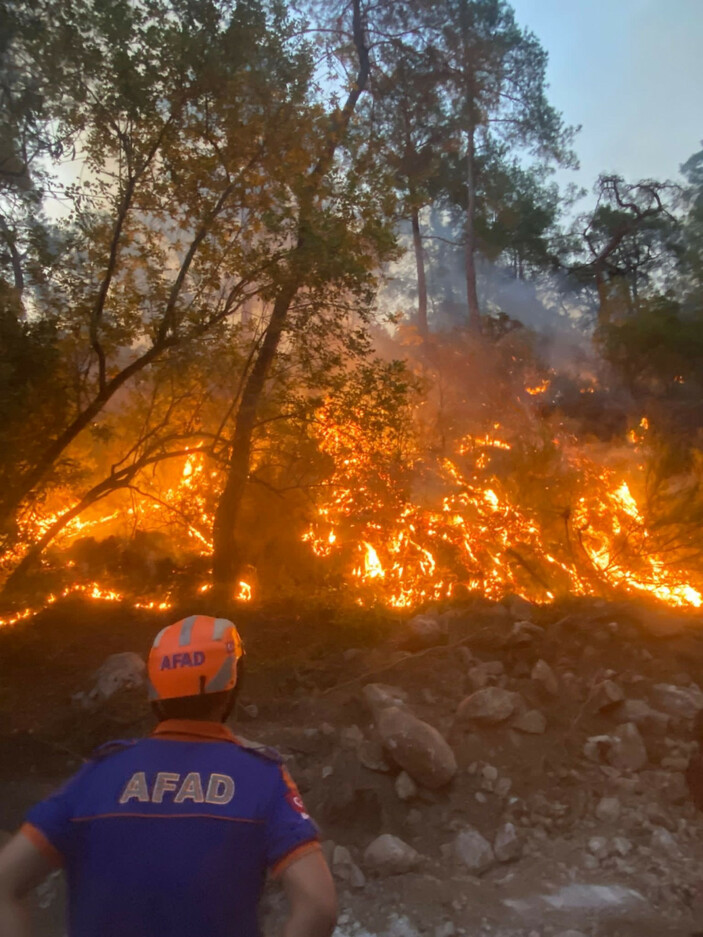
{"left": 0, "top": 614, "right": 337, "bottom": 937}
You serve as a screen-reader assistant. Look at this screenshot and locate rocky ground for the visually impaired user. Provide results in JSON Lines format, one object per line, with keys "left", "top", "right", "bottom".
{"left": 3, "top": 595, "right": 703, "bottom": 936}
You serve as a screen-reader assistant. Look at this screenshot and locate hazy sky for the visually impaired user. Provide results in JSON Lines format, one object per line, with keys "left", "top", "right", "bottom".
{"left": 509, "top": 0, "right": 703, "bottom": 197}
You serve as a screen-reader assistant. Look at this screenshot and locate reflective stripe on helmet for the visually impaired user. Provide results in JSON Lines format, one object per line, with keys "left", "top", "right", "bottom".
{"left": 152, "top": 626, "right": 170, "bottom": 648}
{"left": 212, "top": 617, "right": 232, "bottom": 640}
{"left": 178, "top": 615, "right": 199, "bottom": 647}
{"left": 205, "top": 656, "right": 235, "bottom": 693}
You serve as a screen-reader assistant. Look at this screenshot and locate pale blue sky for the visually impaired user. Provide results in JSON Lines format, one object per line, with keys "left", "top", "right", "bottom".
{"left": 509, "top": 0, "right": 703, "bottom": 195}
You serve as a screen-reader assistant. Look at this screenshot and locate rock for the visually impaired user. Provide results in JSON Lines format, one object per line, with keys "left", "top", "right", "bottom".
{"left": 588, "top": 836, "right": 609, "bottom": 860}
{"left": 531, "top": 659, "right": 558, "bottom": 696}
{"left": 395, "top": 771, "right": 418, "bottom": 801}
{"left": 507, "top": 619, "right": 543, "bottom": 645}
{"left": 651, "top": 683, "right": 703, "bottom": 719}
{"left": 503, "top": 595, "right": 534, "bottom": 620}
{"left": 332, "top": 845, "right": 366, "bottom": 888}
{"left": 613, "top": 836, "right": 633, "bottom": 856}
{"left": 651, "top": 826, "right": 679, "bottom": 856}
{"left": 467, "top": 661, "right": 504, "bottom": 691}
{"left": 591, "top": 679, "right": 625, "bottom": 711}
{"left": 481, "top": 764, "right": 498, "bottom": 782}
{"left": 377, "top": 706, "right": 457, "bottom": 788}
{"left": 362, "top": 683, "right": 408, "bottom": 715}
{"left": 661, "top": 771, "right": 688, "bottom": 804}
{"left": 358, "top": 739, "right": 392, "bottom": 773}
{"left": 467, "top": 666, "right": 490, "bottom": 690}
{"left": 339, "top": 725, "right": 364, "bottom": 750}
{"left": 363, "top": 834, "right": 420, "bottom": 876}
{"left": 583, "top": 735, "right": 613, "bottom": 763}
{"left": 615, "top": 699, "right": 669, "bottom": 735}
{"left": 511, "top": 709, "right": 546, "bottom": 734}
{"left": 434, "top": 924, "right": 456, "bottom": 937}
{"left": 608, "top": 723, "right": 648, "bottom": 771}
{"left": 494, "top": 822, "right": 522, "bottom": 862}
{"left": 456, "top": 687, "right": 520, "bottom": 725}
{"left": 595, "top": 796, "right": 621, "bottom": 823}
{"left": 406, "top": 613, "right": 446, "bottom": 649}
{"left": 454, "top": 828, "right": 495, "bottom": 874}
{"left": 91, "top": 652, "right": 146, "bottom": 701}
{"left": 555, "top": 932, "right": 588, "bottom": 937}
{"left": 539, "top": 883, "right": 646, "bottom": 912}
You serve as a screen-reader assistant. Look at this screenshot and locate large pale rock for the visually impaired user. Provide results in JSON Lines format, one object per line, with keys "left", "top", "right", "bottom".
{"left": 531, "top": 659, "right": 558, "bottom": 696}
{"left": 456, "top": 687, "right": 520, "bottom": 725}
{"left": 377, "top": 706, "right": 457, "bottom": 788}
{"left": 92, "top": 652, "right": 146, "bottom": 701}
{"left": 454, "top": 828, "right": 495, "bottom": 874}
{"left": 651, "top": 683, "right": 703, "bottom": 719}
{"left": 607, "top": 722, "right": 648, "bottom": 771}
{"left": 363, "top": 834, "right": 420, "bottom": 876}
{"left": 493, "top": 822, "right": 522, "bottom": 862}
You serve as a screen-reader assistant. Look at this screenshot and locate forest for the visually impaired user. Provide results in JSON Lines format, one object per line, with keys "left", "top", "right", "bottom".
{"left": 2, "top": 0, "right": 703, "bottom": 621}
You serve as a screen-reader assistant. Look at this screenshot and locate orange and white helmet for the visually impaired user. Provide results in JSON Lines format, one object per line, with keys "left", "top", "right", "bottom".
{"left": 147, "top": 615, "right": 244, "bottom": 701}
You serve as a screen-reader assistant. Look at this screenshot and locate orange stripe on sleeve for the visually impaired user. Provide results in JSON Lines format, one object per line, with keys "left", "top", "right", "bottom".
{"left": 20, "top": 823, "right": 64, "bottom": 868}
{"left": 270, "top": 840, "right": 321, "bottom": 879}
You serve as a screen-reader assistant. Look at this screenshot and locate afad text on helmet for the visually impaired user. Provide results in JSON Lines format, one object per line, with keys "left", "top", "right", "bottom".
{"left": 159, "top": 651, "right": 206, "bottom": 670}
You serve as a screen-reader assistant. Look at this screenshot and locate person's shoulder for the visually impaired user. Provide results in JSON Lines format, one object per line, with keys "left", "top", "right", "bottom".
{"left": 91, "top": 739, "right": 140, "bottom": 761}
{"left": 232, "top": 735, "right": 284, "bottom": 767}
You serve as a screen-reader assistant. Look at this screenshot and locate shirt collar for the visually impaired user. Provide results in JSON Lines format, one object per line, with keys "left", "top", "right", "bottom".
{"left": 151, "top": 719, "right": 238, "bottom": 742}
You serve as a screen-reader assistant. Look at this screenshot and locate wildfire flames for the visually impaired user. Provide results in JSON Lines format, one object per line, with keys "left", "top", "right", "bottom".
{"left": 302, "top": 394, "right": 703, "bottom": 611}
{"left": 2, "top": 371, "right": 702, "bottom": 624}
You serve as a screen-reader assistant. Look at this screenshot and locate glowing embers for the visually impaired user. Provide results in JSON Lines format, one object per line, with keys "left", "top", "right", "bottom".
{"left": 0, "top": 581, "right": 174, "bottom": 630}
{"left": 525, "top": 379, "right": 550, "bottom": 396}
{"left": 197, "top": 581, "right": 253, "bottom": 602}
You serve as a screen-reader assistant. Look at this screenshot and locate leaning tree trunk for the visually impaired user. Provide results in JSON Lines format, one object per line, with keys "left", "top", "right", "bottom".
{"left": 464, "top": 124, "right": 481, "bottom": 331}
{"left": 410, "top": 205, "right": 428, "bottom": 340}
{"left": 209, "top": 0, "right": 371, "bottom": 608}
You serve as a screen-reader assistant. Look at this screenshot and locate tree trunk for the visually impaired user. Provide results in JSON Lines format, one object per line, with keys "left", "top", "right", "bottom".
{"left": 209, "top": 0, "right": 370, "bottom": 608}
{"left": 210, "top": 280, "right": 298, "bottom": 603}
{"left": 411, "top": 206, "right": 428, "bottom": 339}
{"left": 464, "top": 124, "right": 481, "bottom": 331}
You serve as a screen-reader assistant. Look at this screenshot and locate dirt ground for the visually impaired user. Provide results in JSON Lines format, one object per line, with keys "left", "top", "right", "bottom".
{"left": 2, "top": 594, "right": 703, "bottom": 936}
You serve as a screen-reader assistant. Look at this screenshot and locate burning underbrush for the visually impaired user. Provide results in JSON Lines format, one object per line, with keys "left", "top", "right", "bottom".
{"left": 2, "top": 327, "right": 703, "bottom": 623}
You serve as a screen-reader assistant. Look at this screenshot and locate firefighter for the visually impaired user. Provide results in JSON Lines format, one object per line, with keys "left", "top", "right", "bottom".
{"left": 0, "top": 614, "right": 337, "bottom": 937}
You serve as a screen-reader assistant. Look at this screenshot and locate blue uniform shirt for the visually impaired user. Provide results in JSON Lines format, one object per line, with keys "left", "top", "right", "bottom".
{"left": 22, "top": 720, "right": 320, "bottom": 937}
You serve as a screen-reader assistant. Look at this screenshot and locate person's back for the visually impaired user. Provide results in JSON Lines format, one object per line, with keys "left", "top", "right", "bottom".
{"left": 0, "top": 615, "right": 337, "bottom": 937}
